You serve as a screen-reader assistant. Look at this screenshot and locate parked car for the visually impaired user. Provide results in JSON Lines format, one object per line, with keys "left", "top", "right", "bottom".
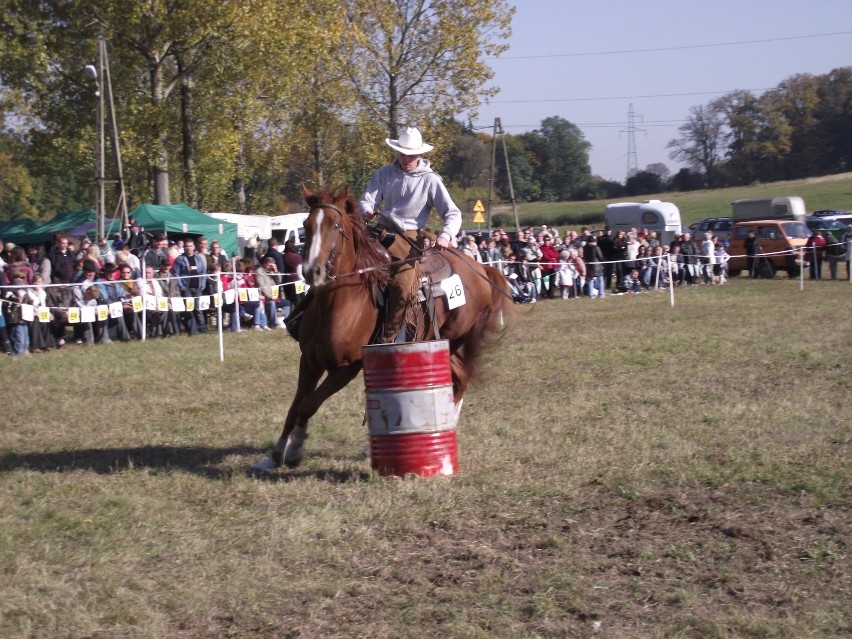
{"left": 688, "top": 217, "right": 733, "bottom": 242}
{"left": 728, "top": 219, "right": 810, "bottom": 278}
{"left": 811, "top": 209, "right": 848, "bottom": 217}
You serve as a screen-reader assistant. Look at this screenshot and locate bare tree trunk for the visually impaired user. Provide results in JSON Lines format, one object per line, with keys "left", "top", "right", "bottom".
{"left": 177, "top": 54, "right": 197, "bottom": 208}
{"left": 151, "top": 65, "right": 170, "bottom": 205}
{"left": 233, "top": 138, "right": 246, "bottom": 214}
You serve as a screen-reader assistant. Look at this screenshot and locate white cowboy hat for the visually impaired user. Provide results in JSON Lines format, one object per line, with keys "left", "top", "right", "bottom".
{"left": 385, "top": 127, "right": 433, "bottom": 155}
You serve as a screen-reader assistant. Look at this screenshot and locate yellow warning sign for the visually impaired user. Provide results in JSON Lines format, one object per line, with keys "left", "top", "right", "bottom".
{"left": 473, "top": 212, "right": 485, "bottom": 223}
{"left": 473, "top": 200, "right": 485, "bottom": 212}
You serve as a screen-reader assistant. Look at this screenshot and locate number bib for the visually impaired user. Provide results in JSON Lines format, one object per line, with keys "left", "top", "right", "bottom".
{"left": 440, "top": 274, "right": 466, "bottom": 310}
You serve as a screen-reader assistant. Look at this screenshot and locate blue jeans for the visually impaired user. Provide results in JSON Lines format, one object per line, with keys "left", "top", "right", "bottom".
{"left": 9, "top": 323, "right": 30, "bottom": 354}
{"left": 587, "top": 275, "right": 605, "bottom": 298}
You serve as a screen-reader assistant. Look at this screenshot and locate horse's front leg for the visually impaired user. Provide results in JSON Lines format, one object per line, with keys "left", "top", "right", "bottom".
{"left": 282, "top": 362, "right": 363, "bottom": 468}
{"left": 249, "top": 357, "right": 323, "bottom": 476}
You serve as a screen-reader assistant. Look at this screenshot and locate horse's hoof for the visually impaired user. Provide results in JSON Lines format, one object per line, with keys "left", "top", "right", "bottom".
{"left": 283, "top": 452, "right": 304, "bottom": 469}
{"left": 247, "top": 456, "right": 280, "bottom": 477}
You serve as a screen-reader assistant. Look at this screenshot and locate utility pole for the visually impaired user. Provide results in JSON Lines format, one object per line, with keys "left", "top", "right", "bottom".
{"left": 486, "top": 117, "right": 519, "bottom": 231}
{"left": 85, "top": 37, "right": 128, "bottom": 241}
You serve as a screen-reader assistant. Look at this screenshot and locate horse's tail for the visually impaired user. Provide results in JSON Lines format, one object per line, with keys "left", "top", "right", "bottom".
{"left": 451, "top": 264, "right": 515, "bottom": 401}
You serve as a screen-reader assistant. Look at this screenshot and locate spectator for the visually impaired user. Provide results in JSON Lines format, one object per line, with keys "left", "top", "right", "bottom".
{"left": 282, "top": 239, "right": 304, "bottom": 308}
{"left": 155, "top": 256, "right": 181, "bottom": 337}
{"left": 29, "top": 274, "right": 54, "bottom": 353}
{"left": 714, "top": 242, "right": 729, "bottom": 285}
{"left": 126, "top": 220, "right": 147, "bottom": 255}
{"left": 462, "top": 235, "right": 483, "bottom": 263}
{"left": 597, "top": 227, "right": 615, "bottom": 290}
{"left": 27, "top": 244, "right": 52, "bottom": 283}
{"left": 262, "top": 237, "right": 285, "bottom": 272}
{"left": 612, "top": 230, "right": 629, "bottom": 291}
{"left": 1, "top": 270, "right": 33, "bottom": 354}
{"left": 256, "top": 256, "right": 287, "bottom": 329}
{"left": 136, "top": 265, "right": 163, "bottom": 338}
{"left": 97, "top": 236, "right": 116, "bottom": 265}
{"left": 141, "top": 234, "right": 168, "bottom": 272}
{"left": 172, "top": 238, "right": 208, "bottom": 335}
{"left": 4, "top": 246, "right": 33, "bottom": 284}
{"left": 700, "top": 232, "right": 716, "bottom": 284}
{"left": 502, "top": 254, "right": 535, "bottom": 303}
{"left": 538, "top": 235, "right": 560, "bottom": 299}
{"left": 583, "top": 235, "right": 606, "bottom": 299}
{"left": 805, "top": 229, "right": 826, "bottom": 280}
{"left": 844, "top": 224, "right": 852, "bottom": 279}
{"left": 114, "top": 247, "right": 141, "bottom": 279}
{"left": 620, "top": 267, "right": 642, "bottom": 294}
{"left": 46, "top": 273, "right": 71, "bottom": 348}
{"left": 97, "top": 263, "right": 131, "bottom": 342}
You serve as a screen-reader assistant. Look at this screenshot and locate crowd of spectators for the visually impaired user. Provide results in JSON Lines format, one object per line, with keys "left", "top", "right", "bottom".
{"left": 2, "top": 218, "right": 850, "bottom": 356}
{"left": 0, "top": 220, "right": 304, "bottom": 356}
{"left": 457, "top": 223, "right": 852, "bottom": 304}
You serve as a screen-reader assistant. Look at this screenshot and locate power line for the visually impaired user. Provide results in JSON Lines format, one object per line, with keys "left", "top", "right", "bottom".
{"left": 490, "top": 88, "right": 777, "bottom": 104}
{"left": 493, "top": 30, "right": 852, "bottom": 60}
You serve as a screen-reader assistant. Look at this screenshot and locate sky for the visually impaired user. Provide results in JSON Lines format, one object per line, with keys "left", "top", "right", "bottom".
{"left": 465, "top": 0, "right": 852, "bottom": 184}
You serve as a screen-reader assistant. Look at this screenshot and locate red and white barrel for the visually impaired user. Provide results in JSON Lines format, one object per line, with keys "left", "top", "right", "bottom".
{"left": 362, "top": 340, "right": 459, "bottom": 477}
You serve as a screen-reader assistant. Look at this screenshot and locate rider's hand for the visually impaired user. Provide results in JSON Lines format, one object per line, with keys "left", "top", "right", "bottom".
{"left": 435, "top": 235, "right": 450, "bottom": 250}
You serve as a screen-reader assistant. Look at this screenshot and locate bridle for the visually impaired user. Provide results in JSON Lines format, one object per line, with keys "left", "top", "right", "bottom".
{"left": 310, "top": 201, "right": 350, "bottom": 279}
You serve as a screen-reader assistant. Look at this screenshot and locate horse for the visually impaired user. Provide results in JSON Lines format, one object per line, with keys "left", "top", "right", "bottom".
{"left": 250, "top": 185, "right": 512, "bottom": 475}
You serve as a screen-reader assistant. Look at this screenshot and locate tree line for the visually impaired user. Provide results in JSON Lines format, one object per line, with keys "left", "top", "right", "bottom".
{"left": 0, "top": 0, "right": 512, "bottom": 220}
{"left": 1, "top": 2, "right": 848, "bottom": 221}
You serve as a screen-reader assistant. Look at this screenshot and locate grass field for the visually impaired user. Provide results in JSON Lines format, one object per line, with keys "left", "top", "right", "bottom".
{"left": 1, "top": 277, "right": 850, "bottom": 638}
{"left": 462, "top": 171, "right": 852, "bottom": 230}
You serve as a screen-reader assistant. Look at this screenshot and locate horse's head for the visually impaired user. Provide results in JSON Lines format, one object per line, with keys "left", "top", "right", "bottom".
{"left": 302, "top": 185, "right": 356, "bottom": 287}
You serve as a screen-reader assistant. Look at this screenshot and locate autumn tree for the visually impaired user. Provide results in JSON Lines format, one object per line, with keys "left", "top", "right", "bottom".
{"left": 340, "top": 0, "right": 513, "bottom": 145}
{"left": 667, "top": 105, "right": 725, "bottom": 186}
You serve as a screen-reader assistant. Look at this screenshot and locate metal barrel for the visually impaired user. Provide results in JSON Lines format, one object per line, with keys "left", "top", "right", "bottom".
{"left": 362, "top": 340, "right": 459, "bottom": 477}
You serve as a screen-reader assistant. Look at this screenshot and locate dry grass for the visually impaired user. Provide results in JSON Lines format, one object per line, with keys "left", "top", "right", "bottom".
{"left": 0, "top": 277, "right": 849, "bottom": 638}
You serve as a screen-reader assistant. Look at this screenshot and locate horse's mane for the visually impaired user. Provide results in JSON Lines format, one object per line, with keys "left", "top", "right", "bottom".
{"left": 313, "top": 186, "right": 391, "bottom": 291}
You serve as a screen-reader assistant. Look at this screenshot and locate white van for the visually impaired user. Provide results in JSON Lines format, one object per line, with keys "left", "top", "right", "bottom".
{"left": 270, "top": 213, "right": 308, "bottom": 249}
{"left": 731, "top": 196, "right": 806, "bottom": 223}
{"left": 208, "top": 212, "right": 272, "bottom": 255}
{"left": 604, "top": 200, "right": 682, "bottom": 245}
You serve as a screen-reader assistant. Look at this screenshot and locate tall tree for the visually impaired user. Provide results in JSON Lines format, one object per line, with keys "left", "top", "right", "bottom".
{"left": 340, "top": 0, "right": 513, "bottom": 140}
{"left": 667, "top": 105, "right": 725, "bottom": 186}
{"left": 520, "top": 116, "right": 591, "bottom": 201}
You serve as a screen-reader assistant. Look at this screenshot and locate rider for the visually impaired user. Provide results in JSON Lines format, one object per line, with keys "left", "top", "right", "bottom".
{"left": 359, "top": 126, "right": 462, "bottom": 342}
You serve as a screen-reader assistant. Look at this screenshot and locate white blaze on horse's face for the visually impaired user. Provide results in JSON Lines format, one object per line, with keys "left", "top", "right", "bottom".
{"left": 304, "top": 208, "right": 325, "bottom": 286}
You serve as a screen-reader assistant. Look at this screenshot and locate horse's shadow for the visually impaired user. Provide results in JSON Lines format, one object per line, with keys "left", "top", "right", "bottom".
{"left": 0, "top": 445, "right": 370, "bottom": 482}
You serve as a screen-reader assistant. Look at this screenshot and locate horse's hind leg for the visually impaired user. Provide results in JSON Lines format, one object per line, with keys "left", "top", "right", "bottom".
{"left": 281, "top": 362, "right": 364, "bottom": 469}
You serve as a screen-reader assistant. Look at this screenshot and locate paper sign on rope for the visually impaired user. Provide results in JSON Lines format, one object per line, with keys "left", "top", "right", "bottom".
{"left": 185, "top": 297, "right": 195, "bottom": 312}
{"left": 295, "top": 281, "right": 305, "bottom": 294}
{"left": 238, "top": 289, "right": 248, "bottom": 303}
{"left": 157, "top": 297, "right": 168, "bottom": 312}
{"left": 225, "top": 289, "right": 236, "bottom": 305}
{"left": 38, "top": 307, "right": 51, "bottom": 323}
{"left": 145, "top": 296, "right": 157, "bottom": 311}
{"left": 81, "top": 306, "right": 95, "bottom": 323}
{"left": 21, "top": 304, "right": 34, "bottom": 322}
{"left": 68, "top": 307, "right": 80, "bottom": 324}
{"left": 271, "top": 287, "right": 279, "bottom": 299}
{"left": 172, "top": 297, "right": 186, "bottom": 312}
{"left": 213, "top": 292, "right": 222, "bottom": 308}
{"left": 97, "top": 305, "right": 109, "bottom": 321}
{"left": 247, "top": 288, "right": 259, "bottom": 302}
{"left": 109, "top": 302, "right": 123, "bottom": 319}
{"left": 199, "top": 296, "right": 210, "bottom": 311}
{"left": 132, "top": 296, "right": 144, "bottom": 312}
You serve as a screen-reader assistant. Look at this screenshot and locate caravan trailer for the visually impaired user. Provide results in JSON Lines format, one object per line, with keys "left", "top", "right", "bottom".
{"left": 270, "top": 213, "right": 309, "bottom": 250}
{"left": 604, "top": 200, "right": 682, "bottom": 245}
{"left": 730, "top": 196, "right": 806, "bottom": 223}
{"left": 207, "top": 212, "right": 272, "bottom": 256}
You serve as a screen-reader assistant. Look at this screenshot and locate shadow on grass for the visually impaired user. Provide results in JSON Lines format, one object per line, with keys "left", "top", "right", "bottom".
{"left": 0, "top": 444, "right": 372, "bottom": 483}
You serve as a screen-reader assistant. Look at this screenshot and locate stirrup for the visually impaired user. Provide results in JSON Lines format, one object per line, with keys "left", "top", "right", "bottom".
{"left": 284, "top": 310, "right": 303, "bottom": 341}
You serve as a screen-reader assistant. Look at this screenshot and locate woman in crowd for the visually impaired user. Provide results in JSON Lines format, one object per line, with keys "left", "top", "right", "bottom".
{"left": 29, "top": 273, "right": 55, "bottom": 352}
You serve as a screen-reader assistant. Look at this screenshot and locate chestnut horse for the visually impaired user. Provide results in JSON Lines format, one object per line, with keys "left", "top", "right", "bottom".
{"left": 250, "top": 185, "right": 512, "bottom": 475}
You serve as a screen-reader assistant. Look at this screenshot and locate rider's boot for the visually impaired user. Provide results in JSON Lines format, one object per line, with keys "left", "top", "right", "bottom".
{"left": 284, "top": 288, "right": 314, "bottom": 340}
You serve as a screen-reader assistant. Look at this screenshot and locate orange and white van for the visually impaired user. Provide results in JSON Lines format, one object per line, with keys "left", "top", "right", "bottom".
{"left": 728, "top": 219, "right": 810, "bottom": 278}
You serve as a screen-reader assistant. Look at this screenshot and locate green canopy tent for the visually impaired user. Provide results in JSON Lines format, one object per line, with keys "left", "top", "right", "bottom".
{"left": 1, "top": 209, "right": 98, "bottom": 246}
{"left": 0, "top": 218, "right": 39, "bottom": 240}
{"left": 129, "top": 203, "right": 239, "bottom": 258}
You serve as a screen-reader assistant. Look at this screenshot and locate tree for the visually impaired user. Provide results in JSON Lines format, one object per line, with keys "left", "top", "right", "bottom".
{"left": 644, "top": 162, "right": 670, "bottom": 181}
{"left": 520, "top": 116, "right": 591, "bottom": 201}
{"left": 625, "top": 170, "right": 662, "bottom": 196}
{"left": 444, "top": 130, "right": 490, "bottom": 189}
{"left": 667, "top": 105, "right": 725, "bottom": 186}
{"left": 340, "top": 0, "right": 513, "bottom": 141}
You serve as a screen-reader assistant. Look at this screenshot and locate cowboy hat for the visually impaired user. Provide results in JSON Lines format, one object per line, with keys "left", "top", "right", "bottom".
{"left": 385, "top": 127, "right": 433, "bottom": 155}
